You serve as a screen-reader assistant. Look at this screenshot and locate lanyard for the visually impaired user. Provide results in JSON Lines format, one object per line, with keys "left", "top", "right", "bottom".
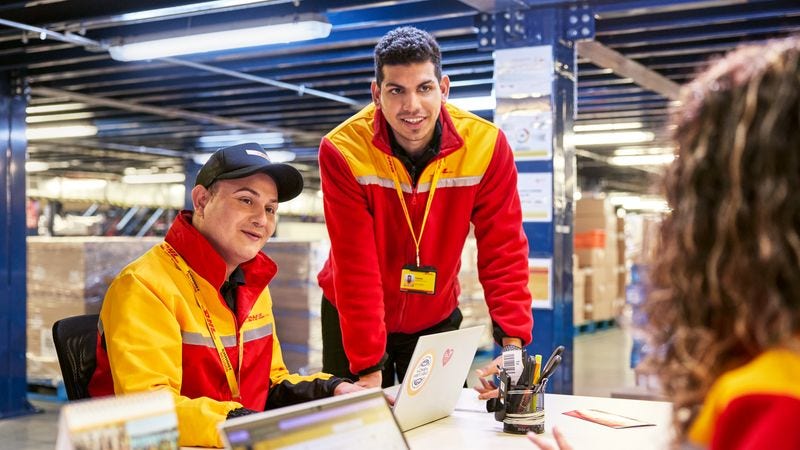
{"left": 386, "top": 157, "right": 444, "bottom": 266}
{"left": 160, "top": 242, "right": 243, "bottom": 401}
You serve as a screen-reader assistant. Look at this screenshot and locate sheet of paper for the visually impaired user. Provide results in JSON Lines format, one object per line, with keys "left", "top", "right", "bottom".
{"left": 495, "top": 46, "right": 553, "bottom": 98}
{"left": 518, "top": 172, "right": 552, "bottom": 222}
{"left": 563, "top": 408, "right": 656, "bottom": 429}
{"left": 529, "top": 257, "right": 552, "bottom": 309}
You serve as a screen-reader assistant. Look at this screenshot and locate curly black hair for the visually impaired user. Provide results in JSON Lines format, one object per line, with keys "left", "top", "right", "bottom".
{"left": 645, "top": 35, "right": 800, "bottom": 443}
{"left": 374, "top": 26, "right": 442, "bottom": 85}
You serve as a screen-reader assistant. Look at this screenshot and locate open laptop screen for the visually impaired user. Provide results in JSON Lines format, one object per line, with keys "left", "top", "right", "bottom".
{"left": 220, "top": 388, "right": 408, "bottom": 450}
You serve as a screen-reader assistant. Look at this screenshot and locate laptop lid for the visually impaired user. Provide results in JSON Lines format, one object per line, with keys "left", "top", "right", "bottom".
{"left": 391, "top": 325, "right": 485, "bottom": 432}
{"left": 219, "top": 388, "right": 408, "bottom": 449}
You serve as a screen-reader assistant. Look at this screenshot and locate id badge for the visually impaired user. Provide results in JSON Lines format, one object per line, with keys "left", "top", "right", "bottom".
{"left": 400, "top": 265, "right": 437, "bottom": 295}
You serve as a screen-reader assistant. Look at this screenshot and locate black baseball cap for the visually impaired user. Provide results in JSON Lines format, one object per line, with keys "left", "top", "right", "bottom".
{"left": 195, "top": 142, "right": 303, "bottom": 202}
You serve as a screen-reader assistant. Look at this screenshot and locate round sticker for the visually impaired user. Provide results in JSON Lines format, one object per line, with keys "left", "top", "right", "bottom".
{"left": 405, "top": 351, "right": 435, "bottom": 397}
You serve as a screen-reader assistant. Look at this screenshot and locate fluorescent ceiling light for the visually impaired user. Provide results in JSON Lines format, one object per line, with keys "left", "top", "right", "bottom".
{"left": 574, "top": 122, "right": 642, "bottom": 133}
{"left": 26, "top": 103, "right": 86, "bottom": 114}
{"left": 612, "top": 146, "right": 673, "bottom": 156}
{"left": 609, "top": 195, "right": 669, "bottom": 212}
{"left": 198, "top": 132, "right": 284, "bottom": 146}
{"left": 26, "top": 112, "right": 95, "bottom": 123}
{"left": 572, "top": 131, "right": 654, "bottom": 147}
{"left": 448, "top": 96, "right": 496, "bottom": 111}
{"left": 26, "top": 124, "right": 98, "bottom": 140}
{"left": 122, "top": 173, "right": 186, "bottom": 184}
{"left": 108, "top": 18, "right": 332, "bottom": 61}
{"left": 118, "top": 0, "right": 266, "bottom": 22}
{"left": 608, "top": 154, "right": 675, "bottom": 166}
{"left": 192, "top": 149, "right": 295, "bottom": 165}
{"left": 26, "top": 161, "right": 49, "bottom": 173}
{"left": 265, "top": 150, "right": 296, "bottom": 163}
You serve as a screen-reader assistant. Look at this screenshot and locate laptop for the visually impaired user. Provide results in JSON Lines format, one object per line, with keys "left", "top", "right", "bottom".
{"left": 388, "top": 325, "right": 485, "bottom": 431}
{"left": 219, "top": 388, "right": 408, "bottom": 450}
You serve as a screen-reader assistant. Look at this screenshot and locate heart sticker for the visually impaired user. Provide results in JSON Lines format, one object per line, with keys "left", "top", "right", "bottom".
{"left": 442, "top": 348, "right": 454, "bottom": 366}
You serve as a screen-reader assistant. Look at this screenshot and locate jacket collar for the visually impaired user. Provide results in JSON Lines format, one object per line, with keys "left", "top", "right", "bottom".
{"left": 165, "top": 211, "right": 277, "bottom": 293}
{"left": 371, "top": 103, "right": 465, "bottom": 157}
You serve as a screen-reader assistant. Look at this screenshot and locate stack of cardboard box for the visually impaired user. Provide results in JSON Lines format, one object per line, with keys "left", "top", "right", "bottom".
{"left": 26, "top": 237, "right": 160, "bottom": 384}
{"left": 457, "top": 236, "right": 494, "bottom": 351}
{"left": 572, "top": 256, "right": 586, "bottom": 324}
{"left": 264, "top": 239, "right": 330, "bottom": 373}
{"left": 573, "top": 197, "right": 623, "bottom": 324}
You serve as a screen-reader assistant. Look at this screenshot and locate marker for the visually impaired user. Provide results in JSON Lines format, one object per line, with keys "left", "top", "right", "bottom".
{"left": 532, "top": 354, "right": 542, "bottom": 385}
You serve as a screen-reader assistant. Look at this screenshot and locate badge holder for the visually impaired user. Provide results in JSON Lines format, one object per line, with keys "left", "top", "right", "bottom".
{"left": 399, "top": 265, "right": 437, "bottom": 295}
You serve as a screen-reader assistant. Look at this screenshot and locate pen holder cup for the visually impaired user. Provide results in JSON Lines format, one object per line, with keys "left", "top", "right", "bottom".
{"left": 502, "top": 389, "right": 544, "bottom": 435}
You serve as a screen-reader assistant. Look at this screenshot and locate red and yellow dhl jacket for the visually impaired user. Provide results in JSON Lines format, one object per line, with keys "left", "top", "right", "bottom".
{"left": 89, "top": 211, "right": 341, "bottom": 448}
{"left": 688, "top": 347, "right": 800, "bottom": 449}
{"left": 317, "top": 102, "right": 534, "bottom": 374}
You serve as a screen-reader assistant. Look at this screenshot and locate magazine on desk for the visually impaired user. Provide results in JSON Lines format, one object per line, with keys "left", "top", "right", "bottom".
{"left": 55, "top": 390, "right": 179, "bottom": 450}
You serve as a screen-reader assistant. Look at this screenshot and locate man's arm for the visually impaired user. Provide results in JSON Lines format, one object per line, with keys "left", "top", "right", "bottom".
{"left": 471, "top": 130, "right": 534, "bottom": 345}
{"left": 319, "top": 138, "right": 388, "bottom": 377}
{"left": 102, "top": 273, "right": 240, "bottom": 448}
{"left": 266, "top": 309, "right": 363, "bottom": 408}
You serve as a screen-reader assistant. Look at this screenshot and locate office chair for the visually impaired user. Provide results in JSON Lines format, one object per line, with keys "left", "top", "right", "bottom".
{"left": 52, "top": 314, "right": 100, "bottom": 400}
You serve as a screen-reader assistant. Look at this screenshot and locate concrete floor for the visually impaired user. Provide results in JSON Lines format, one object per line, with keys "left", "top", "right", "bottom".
{"left": 0, "top": 326, "right": 636, "bottom": 449}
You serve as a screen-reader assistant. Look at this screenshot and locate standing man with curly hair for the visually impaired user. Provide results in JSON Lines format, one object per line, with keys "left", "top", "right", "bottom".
{"left": 317, "top": 26, "right": 534, "bottom": 390}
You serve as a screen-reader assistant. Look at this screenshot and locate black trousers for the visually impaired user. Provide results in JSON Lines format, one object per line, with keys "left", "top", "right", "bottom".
{"left": 321, "top": 295, "right": 463, "bottom": 388}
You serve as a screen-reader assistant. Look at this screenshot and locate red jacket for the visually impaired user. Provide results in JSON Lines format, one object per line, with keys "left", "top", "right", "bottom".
{"left": 89, "top": 212, "right": 341, "bottom": 447}
{"left": 318, "top": 103, "right": 533, "bottom": 374}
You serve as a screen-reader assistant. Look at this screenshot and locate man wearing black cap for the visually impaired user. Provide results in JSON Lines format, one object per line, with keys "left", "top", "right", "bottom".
{"left": 88, "top": 143, "right": 361, "bottom": 448}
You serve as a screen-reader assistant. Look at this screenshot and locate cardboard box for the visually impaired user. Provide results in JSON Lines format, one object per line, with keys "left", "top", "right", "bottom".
{"left": 576, "top": 198, "right": 613, "bottom": 218}
{"left": 263, "top": 239, "right": 329, "bottom": 312}
{"left": 575, "top": 247, "right": 606, "bottom": 267}
{"left": 573, "top": 268, "right": 586, "bottom": 324}
{"left": 27, "top": 237, "right": 160, "bottom": 383}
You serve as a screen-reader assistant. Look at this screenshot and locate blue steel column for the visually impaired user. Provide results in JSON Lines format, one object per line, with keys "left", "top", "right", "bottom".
{"left": 0, "top": 71, "right": 35, "bottom": 418}
{"left": 480, "top": 4, "right": 593, "bottom": 394}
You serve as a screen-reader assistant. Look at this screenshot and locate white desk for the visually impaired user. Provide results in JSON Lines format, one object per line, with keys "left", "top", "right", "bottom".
{"left": 183, "top": 389, "right": 673, "bottom": 450}
{"left": 404, "top": 389, "right": 673, "bottom": 450}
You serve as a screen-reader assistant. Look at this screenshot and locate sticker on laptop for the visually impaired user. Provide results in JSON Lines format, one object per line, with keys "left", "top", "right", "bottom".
{"left": 406, "top": 351, "right": 435, "bottom": 396}
{"left": 442, "top": 348, "right": 454, "bottom": 367}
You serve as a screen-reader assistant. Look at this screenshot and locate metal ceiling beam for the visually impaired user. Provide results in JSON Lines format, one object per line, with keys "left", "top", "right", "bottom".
{"left": 160, "top": 57, "right": 362, "bottom": 108}
{"left": 33, "top": 86, "right": 298, "bottom": 134}
{"left": 31, "top": 139, "right": 186, "bottom": 159}
{"left": 577, "top": 40, "right": 681, "bottom": 100}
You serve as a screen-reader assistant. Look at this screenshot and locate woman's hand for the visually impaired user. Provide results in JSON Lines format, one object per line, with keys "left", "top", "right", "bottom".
{"left": 527, "top": 427, "right": 573, "bottom": 450}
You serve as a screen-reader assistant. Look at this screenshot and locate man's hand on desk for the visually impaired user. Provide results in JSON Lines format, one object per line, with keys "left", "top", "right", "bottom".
{"left": 473, "top": 355, "right": 501, "bottom": 400}
{"left": 527, "top": 427, "right": 573, "bottom": 450}
{"left": 355, "top": 370, "right": 382, "bottom": 389}
{"left": 333, "top": 381, "right": 364, "bottom": 396}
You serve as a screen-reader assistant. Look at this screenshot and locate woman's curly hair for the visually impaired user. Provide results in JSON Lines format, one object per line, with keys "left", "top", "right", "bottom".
{"left": 644, "top": 35, "right": 800, "bottom": 441}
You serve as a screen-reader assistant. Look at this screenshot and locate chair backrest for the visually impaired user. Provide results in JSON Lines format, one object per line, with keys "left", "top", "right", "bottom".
{"left": 52, "top": 314, "right": 100, "bottom": 400}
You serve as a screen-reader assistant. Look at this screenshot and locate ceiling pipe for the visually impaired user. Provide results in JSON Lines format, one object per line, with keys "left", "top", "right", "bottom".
{"left": 34, "top": 86, "right": 296, "bottom": 134}
{"left": 161, "top": 57, "right": 362, "bottom": 107}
